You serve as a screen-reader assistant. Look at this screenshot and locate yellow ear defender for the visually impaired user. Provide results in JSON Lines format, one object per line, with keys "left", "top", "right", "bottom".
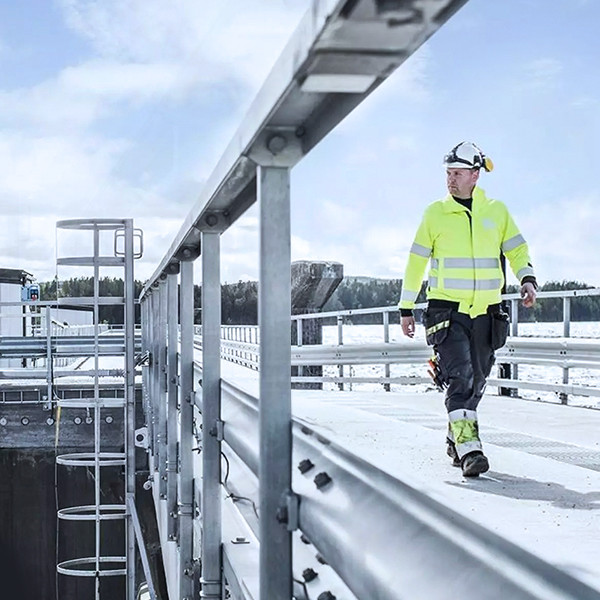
{"left": 483, "top": 156, "right": 494, "bottom": 172}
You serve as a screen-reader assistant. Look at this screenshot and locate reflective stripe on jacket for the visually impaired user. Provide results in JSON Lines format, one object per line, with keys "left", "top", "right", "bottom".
{"left": 399, "top": 186, "right": 535, "bottom": 318}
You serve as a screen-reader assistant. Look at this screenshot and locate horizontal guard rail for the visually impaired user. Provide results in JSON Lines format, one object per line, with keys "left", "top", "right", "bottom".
{"left": 215, "top": 336, "right": 600, "bottom": 369}
{"left": 221, "top": 380, "right": 600, "bottom": 600}
{"left": 0, "top": 334, "right": 142, "bottom": 358}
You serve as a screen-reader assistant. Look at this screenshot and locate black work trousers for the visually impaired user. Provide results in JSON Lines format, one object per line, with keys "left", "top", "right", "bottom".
{"left": 431, "top": 310, "right": 496, "bottom": 413}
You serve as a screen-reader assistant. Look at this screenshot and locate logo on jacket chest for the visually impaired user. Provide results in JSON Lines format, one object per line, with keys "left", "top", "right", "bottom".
{"left": 481, "top": 218, "right": 496, "bottom": 230}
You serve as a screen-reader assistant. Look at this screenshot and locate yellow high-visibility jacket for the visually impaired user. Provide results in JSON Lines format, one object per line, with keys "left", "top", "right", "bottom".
{"left": 399, "top": 186, "right": 535, "bottom": 318}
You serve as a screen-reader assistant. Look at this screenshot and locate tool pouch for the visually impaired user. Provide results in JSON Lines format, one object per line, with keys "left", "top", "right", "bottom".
{"left": 423, "top": 308, "right": 452, "bottom": 346}
{"left": 490, "top": 308, "right": 510, "bottom": 350}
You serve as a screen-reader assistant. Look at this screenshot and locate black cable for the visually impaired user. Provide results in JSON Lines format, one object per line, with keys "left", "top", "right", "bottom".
{"left": 226, "top": 493, "right": 259, "bottom": 519}
{"left": 221, "top": 451, "right": 230, "bottom": 484}
{"left": 293, "top": 577, "right": 310, "bottom": 600}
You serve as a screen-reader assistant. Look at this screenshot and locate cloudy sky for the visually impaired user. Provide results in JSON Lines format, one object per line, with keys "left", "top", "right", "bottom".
{"left": 1, "top": 0, "right": 598, "bottom": 287}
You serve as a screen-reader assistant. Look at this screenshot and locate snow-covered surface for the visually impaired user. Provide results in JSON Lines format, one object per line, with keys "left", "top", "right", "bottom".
{"left": 221, "top": 359, "right": 600, "bottom": 592}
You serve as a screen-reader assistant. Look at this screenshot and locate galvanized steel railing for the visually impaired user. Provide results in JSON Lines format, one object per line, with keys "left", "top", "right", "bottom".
{"left": 137, "top": 1, "right": 600, "bottom": 599}
{"left": 214, "top": 288, "right": 600, "bottom": 400}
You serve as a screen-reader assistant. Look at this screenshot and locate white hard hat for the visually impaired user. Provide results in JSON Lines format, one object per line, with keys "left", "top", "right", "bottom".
{"left": 443, "top": 141, "right": 494, "bottom": 172}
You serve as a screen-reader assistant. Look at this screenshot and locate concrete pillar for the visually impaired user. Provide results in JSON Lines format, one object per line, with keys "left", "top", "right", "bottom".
{"left": 291, "top": 261, "right": 343, "bottom": 389}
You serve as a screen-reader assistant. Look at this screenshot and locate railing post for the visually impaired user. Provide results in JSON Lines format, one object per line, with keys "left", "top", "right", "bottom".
{"left": 124, "top": 219, "right": 137, "bottom": 600}
{"left": 258, "top": 165, "right": 292, "bottom": 600}
{"left": 46, "top": 306, "right": 52, "bottom": 405}
{"left": 561, "top": 297, "right": 571, "bottom": 404}
{"left": 200, "top": 229, "right": 222, "bottom": 599}
{"left": 296, "top": 318, "right": 304, "bottom": 377}
{"left": 141, "top": 297, "right": 151, "bottom": 454}
{"left": 150, "top": 292, "right": 160, "bottom": 469}
{"left": 337, "top": 315, "right": 344, "bottom": 391}
{"left": 158, "top": 279, "right": 168, "bottom": 500}
{"left": 179, "top": 260, "right": 195, "bottom": 599}
{"left": 166, "top": 271, "right": 179, "bottom": 542}
{"left": 383, "top": 310, "right": 390, "bottom": 392}
{"left": 511, "top": 298, "right": 519, "bottom": 386}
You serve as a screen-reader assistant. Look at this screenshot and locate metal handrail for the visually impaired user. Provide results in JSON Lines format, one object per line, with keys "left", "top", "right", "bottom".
{"left": 134, "top": 0, "right": 600, "bottom": 597}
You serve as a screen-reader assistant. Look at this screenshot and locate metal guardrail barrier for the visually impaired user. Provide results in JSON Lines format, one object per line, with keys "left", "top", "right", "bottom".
{"left": 215, "top": 289, "right": 600, "bottom": 401}
{"left": 195, "top": 378, "right": 600, "bottom": 600}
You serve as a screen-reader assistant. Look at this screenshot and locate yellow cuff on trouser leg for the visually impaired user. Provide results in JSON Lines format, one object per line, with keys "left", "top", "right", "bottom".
{"left": 449, "top": 409, "right": 482, "bottom": 459}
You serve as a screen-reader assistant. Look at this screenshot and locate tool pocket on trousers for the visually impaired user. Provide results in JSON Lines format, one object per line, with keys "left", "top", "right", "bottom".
{"left": 423, "top": 308, "right": 452, "bottom": 346}
{"left": 491, "top": 309, "right": 510, "bottom": 350}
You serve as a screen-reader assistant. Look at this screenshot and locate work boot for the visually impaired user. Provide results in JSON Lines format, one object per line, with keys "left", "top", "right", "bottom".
{"left": 461, "top": 451, "right": 489, "bottom": 477}
{"left": 446, "top": 439, "right": 460, "bottom": 467}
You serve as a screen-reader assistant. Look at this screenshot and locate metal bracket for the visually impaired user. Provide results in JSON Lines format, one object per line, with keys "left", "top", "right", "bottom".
{"left": 200, "top": 578, "right": 221, "bottom": 597}
{"left": 210, "top": 419, "right": 225, "bottom": 442}
{"left": 247, "top": 127, "right": 304, "bottom": 167}
{"left": 286, "top": 492, "right": 300, "bottom": 532}
{"left": 195, "top": 211, "right": 229, "bottom": 233}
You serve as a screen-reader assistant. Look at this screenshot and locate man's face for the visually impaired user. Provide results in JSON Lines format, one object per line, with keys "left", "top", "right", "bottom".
{"left": 446, "top": 168, "right": 479, "bottom": 199}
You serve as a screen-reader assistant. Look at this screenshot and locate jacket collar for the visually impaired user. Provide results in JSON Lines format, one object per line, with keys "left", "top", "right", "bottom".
{"left": 441, "top": 186, "right": 488, "bottom": 213}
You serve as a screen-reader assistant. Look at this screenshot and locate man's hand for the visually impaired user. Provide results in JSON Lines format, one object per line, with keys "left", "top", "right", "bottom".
{"left": 521, "top": 281, "right": 537, "bottom": 308}
{"left": 401, "top": 315, "right": 415, "bottom": 338}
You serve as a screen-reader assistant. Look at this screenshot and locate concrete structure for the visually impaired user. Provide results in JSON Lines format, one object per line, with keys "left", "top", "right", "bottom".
{"left": 291, "top": 261, "right": 343, "bottom": 389}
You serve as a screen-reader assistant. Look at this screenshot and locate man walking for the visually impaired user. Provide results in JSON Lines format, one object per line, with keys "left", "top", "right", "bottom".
{"left": 399, "top": 142, "right": 537, "bottom": 477}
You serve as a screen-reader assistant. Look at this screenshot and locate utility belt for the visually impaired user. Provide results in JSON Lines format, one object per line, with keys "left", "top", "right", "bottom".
{"left": 426, "top": 299, "right": 503, "bottom": 314}
{"left": 423, "top": 300, "right": 508, "bottom": 349}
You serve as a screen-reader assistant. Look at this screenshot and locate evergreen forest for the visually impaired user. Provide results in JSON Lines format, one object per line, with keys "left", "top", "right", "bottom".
{"left": 38, "top": 277, "right": 600, "bottom": 325}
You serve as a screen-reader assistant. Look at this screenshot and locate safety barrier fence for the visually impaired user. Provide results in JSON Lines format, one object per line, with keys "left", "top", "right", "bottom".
{"left": 197, "top": 287, "right": 600, "bottom": 402}
{"left": 141, "top": 336, "right": 600, "bottom": 600}
{"left": 135, "top": 1, "right": 600, "bottom": 599}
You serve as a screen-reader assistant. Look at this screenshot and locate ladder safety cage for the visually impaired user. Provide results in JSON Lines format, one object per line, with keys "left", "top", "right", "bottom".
{"left": 54, "top": 218, "right": 141, "bottom": 600}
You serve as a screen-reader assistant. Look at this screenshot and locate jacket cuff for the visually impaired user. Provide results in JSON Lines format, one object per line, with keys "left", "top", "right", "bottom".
{"left": 400, "top": 308, "right": 414, "bottom": 317}
{"left": 520, "top": 275, "right": 538, "bottom": 290}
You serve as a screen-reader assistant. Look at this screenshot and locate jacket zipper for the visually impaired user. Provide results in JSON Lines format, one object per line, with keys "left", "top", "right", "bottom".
{"left": 466, "top": 210, "right": 475, "bottom": 308}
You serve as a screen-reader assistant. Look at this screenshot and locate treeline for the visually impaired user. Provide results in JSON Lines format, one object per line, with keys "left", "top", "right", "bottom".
{"left": 322, "top": 278, "right": 600, "bottom": 323}
{"left": 39, "top": 277, "right": 600, "bottom": 325}
{"left": 39, "top": 277, "right": 146, "bottom": 324}
{"left": 38, "top": 277, "right": 259, "bottom": 325}
{"left": 509, "top": 280, "right": 600, "bottom": 323}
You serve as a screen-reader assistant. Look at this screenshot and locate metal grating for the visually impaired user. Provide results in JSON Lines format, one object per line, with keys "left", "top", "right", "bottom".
{"left": 354, "top": 402, "right": 600, "bottom": 473}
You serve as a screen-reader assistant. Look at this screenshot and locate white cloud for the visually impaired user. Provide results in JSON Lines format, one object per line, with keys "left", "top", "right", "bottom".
{"left": 521, "top": 58, "right": 563, "bottom": 90}
{"left": 338, "top": 46, "right": 432, "bottom": 134}
{"left": 58, "top": 61, "right": 206, "bottom": 100}
{"left": 0, "top": 1, "right": 311, "bottom": 285}
{"left": 316, "top": 201, "right": 362, "bottom": 236}
{"left": 0, "top": 133, "right": 155, "bottom": 216}
{"left": 519, "top": 193, "right": 600, "bottom": 286}
{"left": 289, "top": 220, "right": 417, "bottom": 281}
{"left": 59, "top": 0, "right": 307, "bottom": 90}
{"left": 0, "top": 59, "right": 216, "bottom": 130}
